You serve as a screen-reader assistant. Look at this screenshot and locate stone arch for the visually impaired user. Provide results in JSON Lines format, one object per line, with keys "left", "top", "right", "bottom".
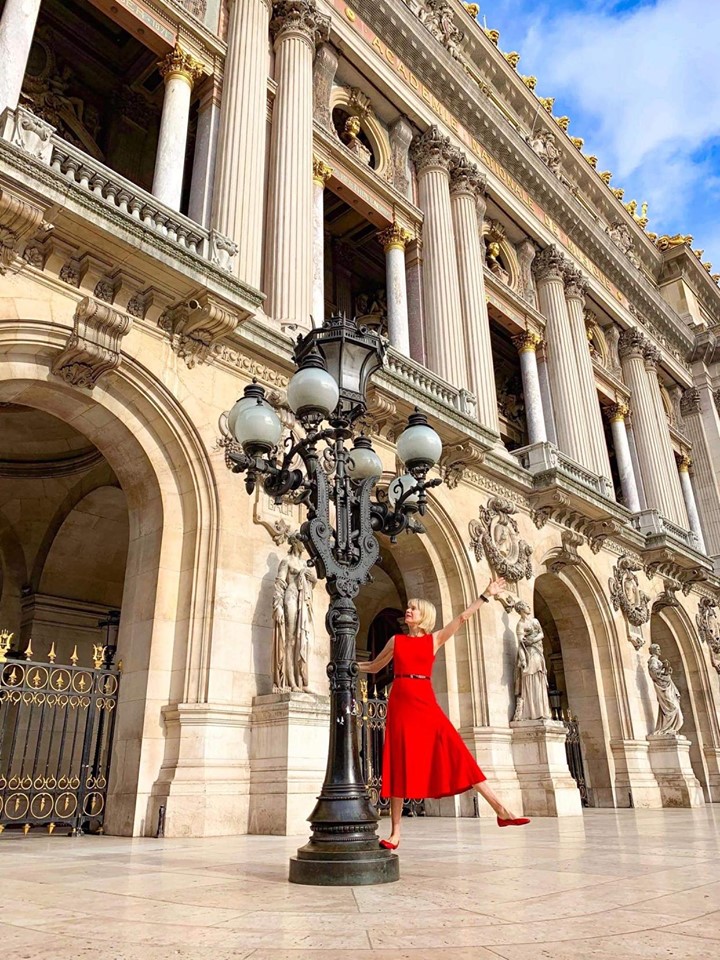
{"left": 534, "top": 550, "right": 628, "bottom": 807}
{"left": 0, "top": 324, "right": 219, "bottom": 835}
{"left": 330, "top": 87, "right": 392, "bottom": 178}
{"left": 650, "top": 604, "right": 719, "bottom": 801}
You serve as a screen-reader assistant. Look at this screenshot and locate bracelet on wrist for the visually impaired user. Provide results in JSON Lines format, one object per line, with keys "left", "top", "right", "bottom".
{"left": 479, "top": 594, "right": 489, "bottom": 603}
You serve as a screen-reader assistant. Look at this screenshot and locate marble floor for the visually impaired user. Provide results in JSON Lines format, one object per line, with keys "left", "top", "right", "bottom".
{"left": 2, "top": 808, "right": 720, "bottom": 959}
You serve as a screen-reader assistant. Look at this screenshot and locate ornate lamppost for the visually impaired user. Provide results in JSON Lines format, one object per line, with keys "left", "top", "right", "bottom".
{"left": 227, "top": 315, "right": 443, "bottom": 886}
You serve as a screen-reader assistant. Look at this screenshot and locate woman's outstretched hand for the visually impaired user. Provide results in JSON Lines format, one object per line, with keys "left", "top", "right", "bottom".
{"left": 483, "top": 576, "right": 507, "bottom": 599}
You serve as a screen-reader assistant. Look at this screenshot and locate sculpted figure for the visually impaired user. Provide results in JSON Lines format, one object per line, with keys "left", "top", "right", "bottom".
{"left": 647, "top": 643, "right": 684, "bottom": 735}
{"left": 512, "top": 601, "right": 552, "bottom": 721}
{"left": 272, "top": 534, "right": 318, "bottom": 692}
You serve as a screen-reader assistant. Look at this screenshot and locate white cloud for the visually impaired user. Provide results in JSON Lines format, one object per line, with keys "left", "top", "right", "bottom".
{"left": 511, "top": 0, "right": 720, "bottom": 261}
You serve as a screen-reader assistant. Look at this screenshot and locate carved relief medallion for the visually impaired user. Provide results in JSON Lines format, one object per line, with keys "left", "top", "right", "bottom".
{"left": 609, "top": 554, "right": 650, "bottom": 649}
{"left": 468, "top": 497, "right": 533, "bottom": 582}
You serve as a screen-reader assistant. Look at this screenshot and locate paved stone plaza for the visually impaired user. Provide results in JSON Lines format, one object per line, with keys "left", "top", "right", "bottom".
{"left": 2, "top": 809, "right": 720, "bottom": 959}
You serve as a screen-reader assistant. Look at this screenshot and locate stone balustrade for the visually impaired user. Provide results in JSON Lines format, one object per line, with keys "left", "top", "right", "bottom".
{"left": 514, "top": 441, "right": 611, "bottom": 499}
{"left": 384, "top": 347, "right": 477, "bottom": 418}
{"left": 0, "top": 106, "right": 237, "bottom": 272}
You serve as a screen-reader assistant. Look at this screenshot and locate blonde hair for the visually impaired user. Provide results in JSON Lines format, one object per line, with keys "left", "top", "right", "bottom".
{"left": 407, "top": 597, "right": 437, "bottom": 633}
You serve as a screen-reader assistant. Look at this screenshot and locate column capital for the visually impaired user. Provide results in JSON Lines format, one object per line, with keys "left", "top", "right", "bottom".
{"left": 512, "top": 331, "right": 543, "bottom": 354}
{"left": 449, "top": 156, "right": 487, "bottom": 198}
{"left": 562, "top": 263, "right": 588, "bottom": 301}
{"left": 677, "top": 454, "right": 693, "bottom": 472}
{"left": 312, "top": 156, "right": 333, "bottom": 185}
{"left": 643, "top": 343, "right": 661, "bottom": 369}
{"left": 270, "top": 1, "right": 330, "bottom": 48}
{"left": 158, "top": 45, "right": 204, "bottom": 87}
{"left": 377, "top": 222, "right": 412, "bottom": 253}
{"left": 680, "top": 387, "right": 701, "bottom": 417}
{"left": 532, "top": 244, "right": 565, "bottom": 282}
{"left": 618, "top": 327, "right": 647, "bottom": 361}
{"left": 606, "top": 401, "right": 629, "bottom": 423}
{"left": 409, "top": 125, "right": 455, "bottom": 174}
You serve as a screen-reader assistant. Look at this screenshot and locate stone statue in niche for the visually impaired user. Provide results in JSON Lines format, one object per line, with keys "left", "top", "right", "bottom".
{"left": 647, "top": 643, "right": 684, "bottom": 735}
{"left": 272, "top": 534, "right": 318, "bottom": 692}
{"left": 512, "top": 600, "right": 552, "bottom": 721}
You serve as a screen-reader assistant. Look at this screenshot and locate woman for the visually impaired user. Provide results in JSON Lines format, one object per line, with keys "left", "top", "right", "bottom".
{"left": 359, "top": 578, "right": 529, "bottom": 849}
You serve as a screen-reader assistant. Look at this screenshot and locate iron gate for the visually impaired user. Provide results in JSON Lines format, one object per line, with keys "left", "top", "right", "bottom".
{"left": 564, "top": 716, "right": 589, "bottom": 806}
{"left": 0, "top": 632, "right": 120, "bottom": 835}
{"left": 356, "top": 678, "right": 424, "bottom": 816}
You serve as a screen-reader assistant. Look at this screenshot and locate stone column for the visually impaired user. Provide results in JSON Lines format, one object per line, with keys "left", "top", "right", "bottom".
{"left": 619, "top": 330, "right": 686, "bottom": 525}
{"left": 680, "top": 387, "right": 720, "bottom": 556}
{"left": 678, "top": 456, "right": 706, "bottom": 552}
{"left": 643, "top": 344, "right": 689, "bottom": 527}
{"left": 533, "top": 246, "right": 590, "bottom": 467}
{"left": 377, "top": 223, "right": 411, "bottom": 356}
{"left": 563, "top": 266, "right": 613, "bottom": 486}
{"left": 536, "top": 341, "right": 557, "bottom": 444}
{"left": 152, "top": 46, "right": 204, "bottom": 211}
{"left": 212, "top": 0, "right": 272, "bottom": 286}
{"left": 513, "top": 332, "right": 547, "bottom": 444}
{"left": 188, "top": 82, "right": 221, "bottom": 227}
{"left": 405, "top": 237, "right": 425, "bottom": 363}
{"left": 410, "top": 126, "right": 468, "bottom": 388}
{"left": 606, "top": 403, "right": 641, "bottom": 512}
{"left": 264, "top": 1, "right": 329, "bottom": 331}
{"left": 449, "top": 158, "right": 499, "bottom": 434}
{"left": 0, "top": 0, "right": 41, "bottom": 114}
{"left": 311, "top": 156, "right": 332, "bottom": 324}
{"left": 332, "top": 240, "right": 354, "bottom": 318}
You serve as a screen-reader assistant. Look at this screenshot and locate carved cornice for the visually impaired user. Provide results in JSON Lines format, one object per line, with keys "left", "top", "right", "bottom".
{"left": 409, "top": 124, "right": 455, "bottom": 173}
{"left": 159, "top": 292, "right": 242, "bottom": 367}
{"left": 531, "top": 244, "right": 565, "bottom": 283}
{"left": 51, "top": 296, "right": 132, "bottom": 389}
{"left": 680, "top": 387, "right": 701, "bottom": 418}
{"left": 0, "top": 186, "right": 48, "bottom": 273}
{"left": 643, "top": 343, "right": 661, "bottom": 370}
{"left": 270, "top": 1, "right": 330, "bottom": 47}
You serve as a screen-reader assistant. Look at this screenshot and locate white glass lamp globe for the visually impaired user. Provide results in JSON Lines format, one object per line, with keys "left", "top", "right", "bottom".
{"left": 231, "top": 399, "right": 282, "bottom": 454}
{"left": 227, "top": 394, "right": 256, "bottom": 440}
{"left": 287, "top": 366, "right": 339, "bottom": 418}
{"left": 347, "top": 438, "right": 382, "bottom": 481}
{"left": 396, "top": 410, "right": 442, "bottom": 470}
{"left": 387, "top": 473, "right": 419, "bottom": 507}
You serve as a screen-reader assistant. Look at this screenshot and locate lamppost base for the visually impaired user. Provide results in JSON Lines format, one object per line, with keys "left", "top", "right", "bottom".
{"left": 289, "top": 844, "right": 400, "bottom": 886}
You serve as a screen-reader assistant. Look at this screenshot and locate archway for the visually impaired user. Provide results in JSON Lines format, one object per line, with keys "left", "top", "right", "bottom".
{"left": 0, "top": 328, "right": 218, "bottom": 836}
{"left": 533, "top": 564, "right": 623, "bottom": 807}
{"left": 650, "top": 606, "right": 716, "bottom": 800}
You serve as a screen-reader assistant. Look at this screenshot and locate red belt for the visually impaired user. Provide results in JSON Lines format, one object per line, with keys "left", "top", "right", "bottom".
{"left": 394, "top": 674, "right": 430, "bottom": 680}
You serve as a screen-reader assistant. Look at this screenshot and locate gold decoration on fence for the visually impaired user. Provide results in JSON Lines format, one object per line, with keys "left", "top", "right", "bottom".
{"left": 47, "top": 642, "right": 56, "bottom": 664}
{"left": 70, "top": 645, "right": 78, "bottom": 666}
{"left": 0, "top": 629, "right": 13, "bottom": 664}
{"left": 92, "top": 644, "right": 105, "bottom": 669}
{"left": 24, "top": 638, "right": 33, "bottom": 661}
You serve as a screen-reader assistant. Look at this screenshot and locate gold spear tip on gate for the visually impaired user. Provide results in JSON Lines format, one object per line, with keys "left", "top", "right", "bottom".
{"left": 92, "top": 644, "right": 104, "bottom": 669}
{"left": 70, "top": 645, "right": 79, "bottom": 666}
{"left": 47, "top": 823, "right": 56, "bottom": 835}
{"left": 22, "top": 823, "right": 31, "bottom": 835}
{"left": 48, "top": 641, "right": 57, "bottom": 664}
{"left": 24, "top": 638, "right": 34, "bottom": 661}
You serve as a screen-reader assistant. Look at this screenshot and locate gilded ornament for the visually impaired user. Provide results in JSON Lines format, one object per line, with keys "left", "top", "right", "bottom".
{"left": 521, "top": 75, "right": 537, "bottom": 90}
{"left": 554, "top": 115, "right": 570, "bottom": 131}
{"left": 377, "top": 222, "right": 412, "bottom": 252}
{"left": 157, "top": 45, "right": 204, "bottom": 86}
{"left": 606, "top": 402, "right": 629, "bottom": 423}
{"left": 655, "top": 234, "right": 693, "bottom": 250}
{"left": 677, "top": 454, "right": 692, "bottom": 472}
{"left": 625, "top": 200, "right": 637, "bottom": 215}
{"left": 0, "top": 628, "right": 13, "bottom": 663}
{"left": 503, "top": 51, "right": 521, "bottom": 69}
{"left": 584, "top": 154, "right": 598, "bottom": 168}
{"left": 598, "top": 171, "right": 612, "bottom": 184}
{"left": 611, "top": 187, "right": 625, "bottom": 200}
{"left": 512, "top": 331, "right": 542, "bottom": 354}
{"left": 463, "top": 2, "right": 479, "bottom": 16}
{"left": 538, "top": 96, "right": 554, "bottom": 112}
{"left": 569, "top": 136, "right": 584, "bottom": 149}
{"left": 483, "top": 27, "right": 500, "bottom": 45}
{"left": 693, "top": 248, "right": 703, "bottom": 259}
{"left": 312, "top": 156, "right": 332, "bottom": 186}
{"left": 703, "top": 262, "right": 713, "bottom": 272}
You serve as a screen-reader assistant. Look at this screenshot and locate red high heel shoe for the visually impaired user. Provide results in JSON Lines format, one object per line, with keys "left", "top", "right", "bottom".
{"left": 497, "top": 816, "right": 530, "bottom": 827}
{"left": 379, "top": 839, "right": 400, "bottom": 849}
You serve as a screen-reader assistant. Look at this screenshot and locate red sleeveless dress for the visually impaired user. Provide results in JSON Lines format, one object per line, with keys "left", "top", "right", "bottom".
{"left": 380, "top": 633, "right": 486, "bottom": 798}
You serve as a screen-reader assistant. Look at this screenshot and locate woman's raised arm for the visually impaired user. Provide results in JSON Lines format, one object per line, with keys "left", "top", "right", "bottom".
{"left": 357, "top": 636, "right": 395, "bottom": 674}
{"left": 433, "top": 577, "right": 506, "bottom": 651}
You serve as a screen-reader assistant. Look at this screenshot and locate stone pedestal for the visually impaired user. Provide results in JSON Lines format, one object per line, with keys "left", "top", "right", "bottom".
{"left": 510, "top": 719, "right": 583, "bottom": 817}
{"left": 610, "top": 738, "right": 663, "bottom": 808}
{"left": 248, "top": 691, "right": 330, "bottom": 835}
{"left": 647, "top": 734, "right": 705, "bottom": 807}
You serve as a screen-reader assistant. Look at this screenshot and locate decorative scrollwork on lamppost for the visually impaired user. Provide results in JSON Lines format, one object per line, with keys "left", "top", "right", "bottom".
{"left": 226, "top": 314, "right": 443, "bottom": 886}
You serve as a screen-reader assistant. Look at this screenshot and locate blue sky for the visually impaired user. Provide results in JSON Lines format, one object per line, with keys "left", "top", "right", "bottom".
{"left": 472, "top": 0, "right": 720, "bottom": 273}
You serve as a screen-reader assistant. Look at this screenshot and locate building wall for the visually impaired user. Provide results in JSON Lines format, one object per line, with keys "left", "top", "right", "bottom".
{"left": 0, "top": 0, "right": 719, "bottom": 836}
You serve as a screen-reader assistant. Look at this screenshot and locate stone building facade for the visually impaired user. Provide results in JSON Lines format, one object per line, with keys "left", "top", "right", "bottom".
{"left": 1, "top": 0, "right": 719, "bottom": 837}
